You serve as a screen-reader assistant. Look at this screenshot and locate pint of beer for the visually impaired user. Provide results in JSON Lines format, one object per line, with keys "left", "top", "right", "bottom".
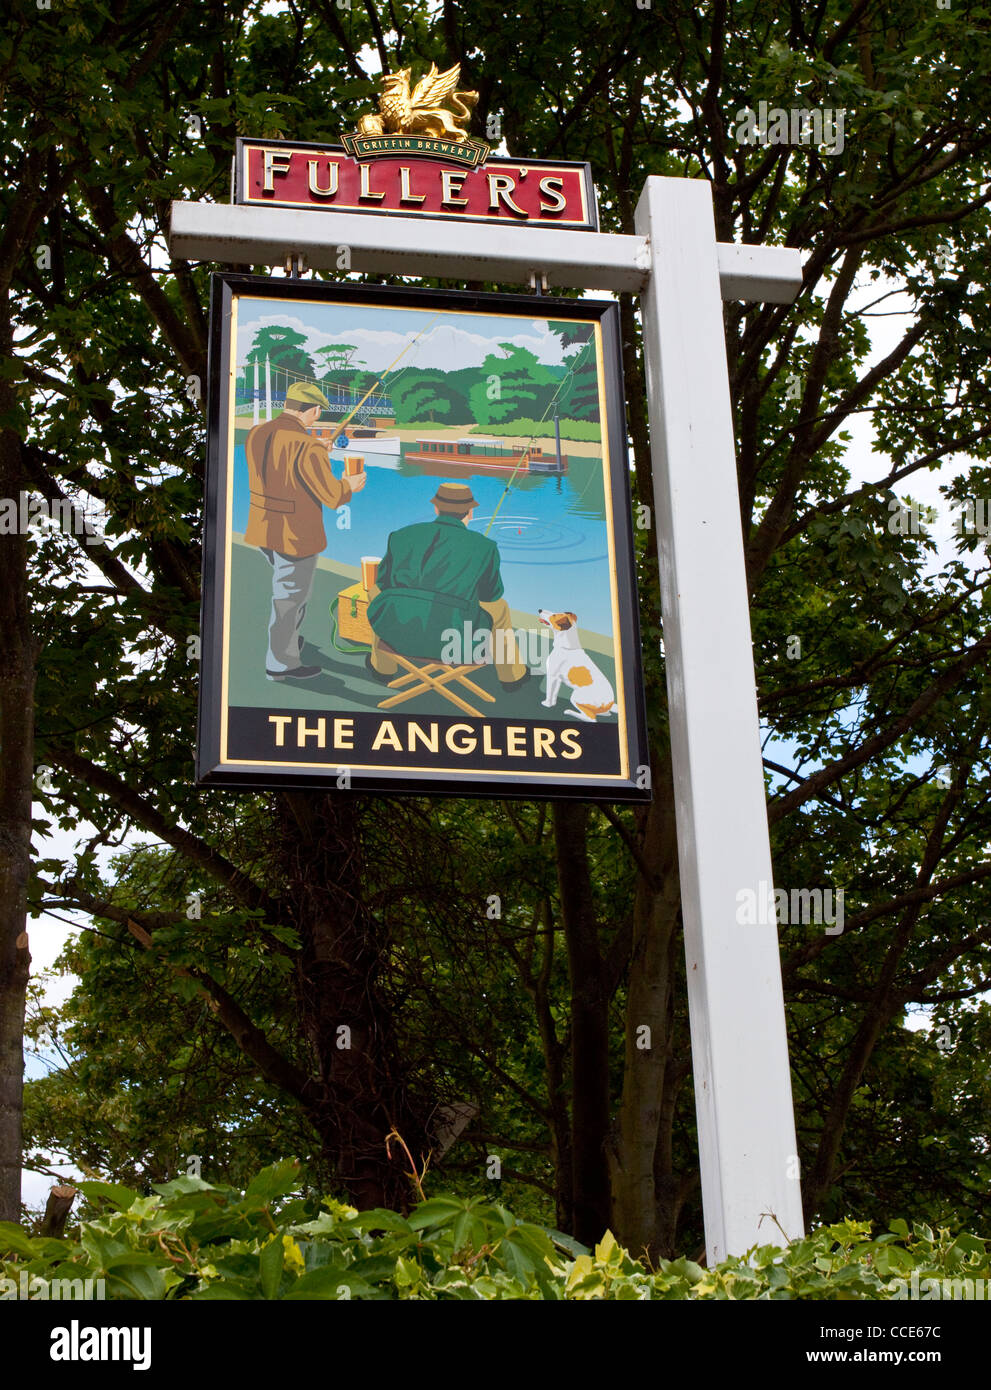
{"left": 345, "top": 454, "right": 365, "bottom": 477}
{"left": 361, "top": 556, "right": 380, "bottom": 592}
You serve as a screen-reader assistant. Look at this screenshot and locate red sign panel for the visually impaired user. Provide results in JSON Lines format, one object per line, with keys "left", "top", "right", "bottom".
{"left": 235, "top": 138, "right": 598, "bottom": 231}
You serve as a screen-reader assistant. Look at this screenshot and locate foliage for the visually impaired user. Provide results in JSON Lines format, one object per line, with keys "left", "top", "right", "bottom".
{"left": 3, "top": 0, "right": 991, "bottom": 1254}
{"left": 315, "top": 344, "right": 361, "bottom": 376}
{"left": 2, "top": 1162, "right": 988, "bottom": 1301}
{"left": 468, "top": 344, "right": 557, "bottom": 425}
{"left": 245, "top": 325, "right": 315, "bottom": 378}
{"left": 390, "top": 369, "right": 472, "bottom": 425}
{"left": 469, "top": 416, "right": 601, "bottom": 441}
{"left": 547, "top": 324, "right": 599, "bottom": 421}
{"left": 23, "top": 854, "right": 314, "bottom": 1194}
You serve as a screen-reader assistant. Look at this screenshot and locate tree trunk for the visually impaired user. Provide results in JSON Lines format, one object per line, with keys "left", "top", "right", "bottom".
{"left": 609, "top": 755, "right": 687, "bottom": 1259}
{"left": 279, "top": 791, "right": 426, "bottom": 1210}
{"left": 0, "top": 358, "right": 37, "bottom": 1223}
{"left": 38, "top": 1185, "right": 77, "bottom": 1238}
{"left": 553, "top": 802, "right": 612, "bottom": 1246}
{"left": 535, "top": 896, "right": 573, "bottom": 1232}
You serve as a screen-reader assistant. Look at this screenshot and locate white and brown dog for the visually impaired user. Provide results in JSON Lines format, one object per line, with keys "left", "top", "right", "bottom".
{"left": 538, "top": 610, "right": 617, "bottom": 722}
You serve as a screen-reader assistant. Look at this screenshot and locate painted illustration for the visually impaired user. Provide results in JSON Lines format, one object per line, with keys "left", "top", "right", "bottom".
{"left": 243, "top": 379, "right": 366, "bottom": 681}
{"left": 200, "top": 278, "right": 648, "bottom": 796}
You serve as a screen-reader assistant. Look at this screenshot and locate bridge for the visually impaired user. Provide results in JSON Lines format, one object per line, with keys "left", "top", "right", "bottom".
{"left": 235, "top": 365, "right": 394, "bottom": 424}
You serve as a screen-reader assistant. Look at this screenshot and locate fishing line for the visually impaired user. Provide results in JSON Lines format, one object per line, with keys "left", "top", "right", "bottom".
{"left": 333, "top": 311, "right": 444, "bottom": 435}
{"left": 483, "top": 331, "right": 597, "bottom": 537}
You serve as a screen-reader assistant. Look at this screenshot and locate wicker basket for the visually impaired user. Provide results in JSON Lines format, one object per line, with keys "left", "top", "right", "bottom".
{"left": 336, "top": 581, "right": 374, "bottom": 645}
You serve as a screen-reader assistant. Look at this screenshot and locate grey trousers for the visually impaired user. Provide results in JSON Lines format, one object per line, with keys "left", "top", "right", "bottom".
{"left": 260, "top": 548, "right": 319, "bottom": 673}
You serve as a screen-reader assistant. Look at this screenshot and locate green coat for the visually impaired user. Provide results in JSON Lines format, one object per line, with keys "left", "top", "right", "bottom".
{"left": 367, "top": 513, "right": 505, "bottom": 658}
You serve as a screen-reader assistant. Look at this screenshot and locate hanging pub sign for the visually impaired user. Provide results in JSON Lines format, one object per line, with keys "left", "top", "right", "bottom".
{"left": 197, "top": 62, "right": 645, "bottom": 798}
{"left": 196, "top": 275, "right": 649, "bottom": 799}
{"left": 234, "top": 64, "right": 597, "bottom": 231}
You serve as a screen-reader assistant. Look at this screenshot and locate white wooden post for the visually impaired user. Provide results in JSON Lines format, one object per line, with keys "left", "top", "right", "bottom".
{"left": 170, "top": 179, "right": 805, "bottom": 1261}
{"left": 635, "top": 176, "right": 804, "bottom": 1262}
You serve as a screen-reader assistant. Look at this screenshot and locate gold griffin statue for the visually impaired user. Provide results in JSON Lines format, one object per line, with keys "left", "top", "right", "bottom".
{"left": 356, "top": 62, "right": 479, "bottom": 142}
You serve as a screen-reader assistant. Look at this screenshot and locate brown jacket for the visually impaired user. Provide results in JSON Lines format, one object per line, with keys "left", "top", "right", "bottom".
{"left": 243, "top": 413, "right": 352, "bottom": 557}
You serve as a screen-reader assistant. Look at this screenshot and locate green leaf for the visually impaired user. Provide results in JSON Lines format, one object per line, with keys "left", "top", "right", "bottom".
{"left": 151, "top": 1176, "right": 218, "bottom": 1199}
{"left": 282, "top": 1267, "right": 377, "bottom": 1300}
{"left": 594, "top": 1230, "right": 620, "bottom": 1264}
{"left": 104, "top": 1262, "right": 168, "bottom": 1300}
{"left": 666, "top": 1258, "right": 705, "bottom": 1284}
{"left": 407, "top": 1196, "right": 467, "bottom": 1232}
{"left": 79, "top": 1229, "right": 131, "bottom": 1269}
{"left": 241, "top": 1160, "right": 301, "bottom": 1208}
{"left": 393, "top": 1255, "right": 419, "bottom": 1288}
{"left": 190, "top": 1282, "right": 255, "bottom": 1301}
{"left": 259, "top": 1235, "right": 284, "bottom": 1299}
{"left": 0, "top": 1222, "right": 42, "bottom": 1257}
{"left": 548, "top": 1229, "right": 589, "bottom": 1259}
{"left": 349, "top": 1253, "right": 401, "bottom": 1284}
{"left": 341, "top": 1209, "right": 412, "bottom": 1234}
{"left": 75, "top": 1179, "right": 141, "bottom": 1211}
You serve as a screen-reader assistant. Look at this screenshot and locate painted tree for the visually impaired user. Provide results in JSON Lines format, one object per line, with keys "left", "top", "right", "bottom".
{"left": 245, "top": 325, "right": 315, "bottom": 396}
{"left": 316, "top": 343, "right": 363, "bottom": 386}
{"left": 548, "top": 323, "right": 598, "bottom": 422}
{"left": 316, "top": 343, "right": 359, "bottom": 370}
{"left": 392, "top": 370, "right": 471, "bottom": 425}
{"left": 468, "top": 344, "right": 556, "bottom": 426}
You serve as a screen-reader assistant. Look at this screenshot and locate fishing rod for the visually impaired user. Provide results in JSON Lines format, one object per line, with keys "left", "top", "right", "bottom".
{"left": 482, "top": 333, "right": 596, "bottom": 537}
{"left": 331, "top": 311, "right": 442, "bottom": 438}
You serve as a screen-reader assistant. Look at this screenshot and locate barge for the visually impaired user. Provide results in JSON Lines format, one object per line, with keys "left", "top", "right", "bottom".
{"left": 403, "top": 436, "right": 568, "bottom": 474}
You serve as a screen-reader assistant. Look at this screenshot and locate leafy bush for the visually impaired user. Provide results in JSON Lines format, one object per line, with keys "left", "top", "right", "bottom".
{"left": 468, "top": 417, "right": 602, "bottom": 442}
{"left": 2, "top": 1163, "right": 988, "bottom": 1300}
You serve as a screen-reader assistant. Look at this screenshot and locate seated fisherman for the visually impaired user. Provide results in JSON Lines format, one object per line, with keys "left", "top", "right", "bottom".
{"left": 366, "top": 482, "right": 528, "bottom": 688}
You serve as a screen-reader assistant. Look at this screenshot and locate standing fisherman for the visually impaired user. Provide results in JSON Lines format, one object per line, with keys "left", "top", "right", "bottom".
{"left": 244, "top": 381, "right": 366, "bottom": 680}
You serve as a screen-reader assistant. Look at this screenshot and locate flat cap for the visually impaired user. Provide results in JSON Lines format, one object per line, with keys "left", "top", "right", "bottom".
{"left": 285, "top": 382, "right": 331, "bottom": 408}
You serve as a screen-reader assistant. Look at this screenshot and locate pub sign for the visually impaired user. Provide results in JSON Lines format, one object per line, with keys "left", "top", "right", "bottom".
{"left": 197, "top": 276, "right": 649, "bottom": 799}
{"left": 234, "top": 61, "right": 596, "bottom": 231}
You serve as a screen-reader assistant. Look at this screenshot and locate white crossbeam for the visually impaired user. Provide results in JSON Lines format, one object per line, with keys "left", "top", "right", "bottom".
{"left": 716, "top": 241, "right": 805, "bottom": 303}
{"left": 168, "top": 199, "right": 802, "bottom": 301}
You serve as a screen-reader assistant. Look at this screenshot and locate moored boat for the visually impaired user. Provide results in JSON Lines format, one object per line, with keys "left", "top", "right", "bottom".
{"left": 403, "top": 436, "right": 568, "bottom": 473}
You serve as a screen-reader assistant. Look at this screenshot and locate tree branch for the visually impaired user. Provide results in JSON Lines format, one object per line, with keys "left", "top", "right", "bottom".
{"left": 52, "top": 746, "right": 283, "bottom": 923}
{"left": 768, "top": 629, "right": 991, "bottom": 822}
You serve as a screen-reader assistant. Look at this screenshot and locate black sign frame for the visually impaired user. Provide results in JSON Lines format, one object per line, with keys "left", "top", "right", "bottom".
{"left": 198, "top": 274, "right": 649, "bottom": 801}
